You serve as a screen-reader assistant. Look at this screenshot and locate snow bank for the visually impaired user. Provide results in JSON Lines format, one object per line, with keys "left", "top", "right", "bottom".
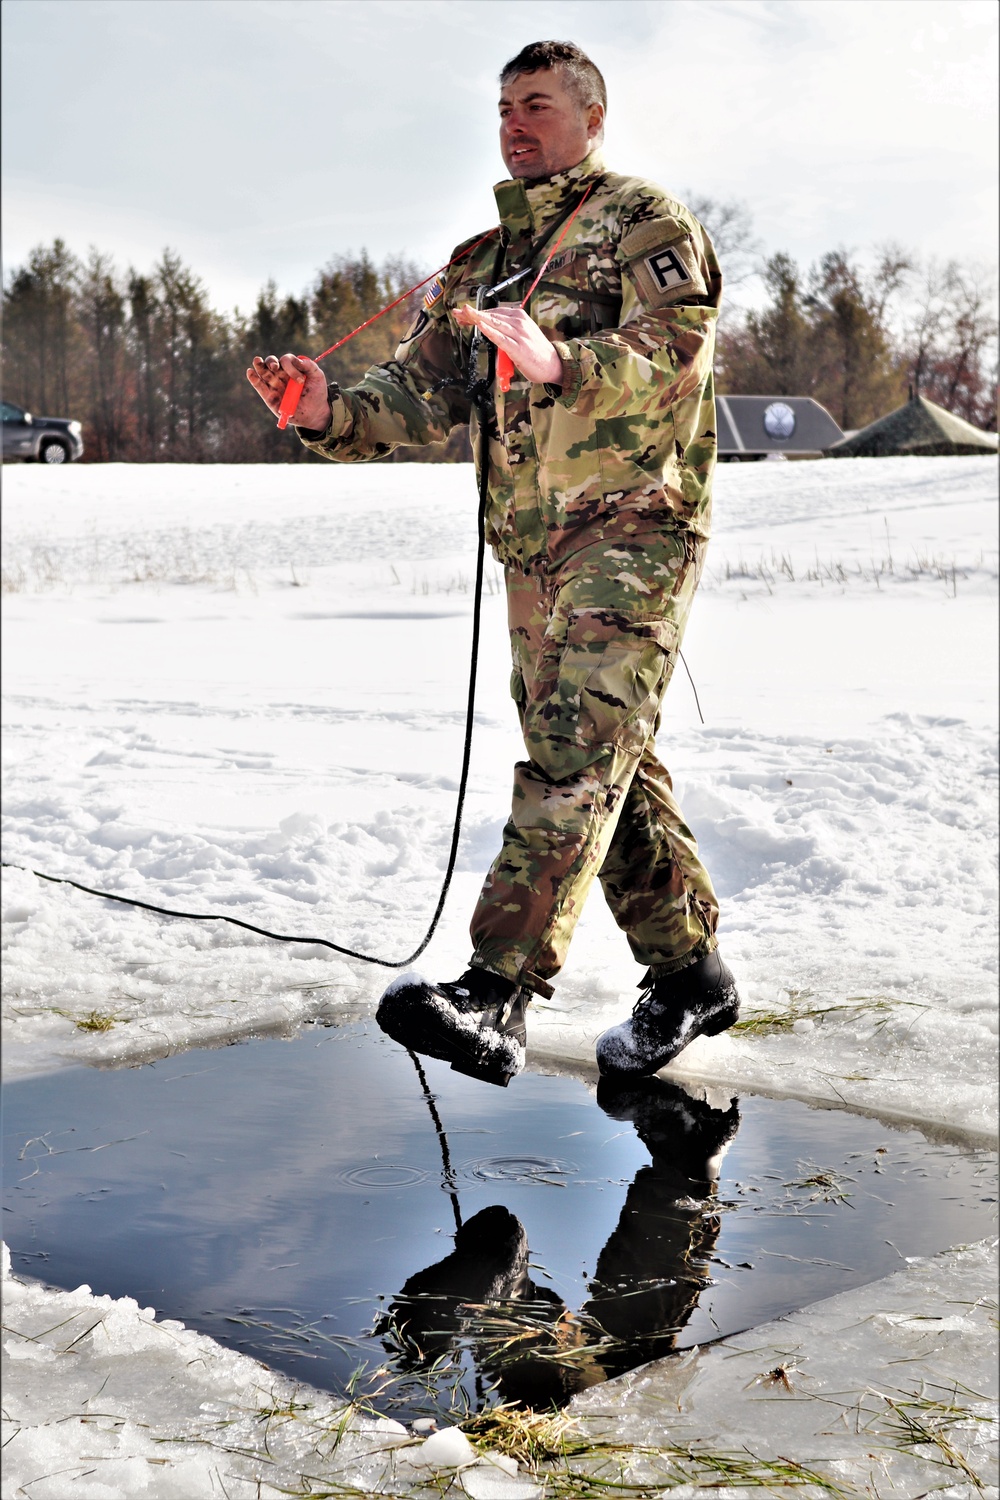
{"left": 7, "top": 457, "right": 994, "bottom": 1134}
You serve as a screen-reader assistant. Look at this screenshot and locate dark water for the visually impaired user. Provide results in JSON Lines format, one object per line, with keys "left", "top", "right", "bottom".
{"left": 2, "top": 1024, "right": 995, "bottom": 1420}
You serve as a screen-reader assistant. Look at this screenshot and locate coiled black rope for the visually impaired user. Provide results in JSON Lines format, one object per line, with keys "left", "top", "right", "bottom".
{"left": 2, "top": 398, "right": 496, "bottom": 971}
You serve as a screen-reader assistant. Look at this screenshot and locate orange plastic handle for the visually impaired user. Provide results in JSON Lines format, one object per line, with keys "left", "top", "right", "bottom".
{"left": 276, "top": 374, "right": 305, "bottom": 430}
{"left": 497, "top": 350, "right": 514, "bottom": 393}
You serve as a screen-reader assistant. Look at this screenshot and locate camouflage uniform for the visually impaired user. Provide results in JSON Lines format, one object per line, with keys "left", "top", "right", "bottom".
{"left": 300, "top": 148, "right": 722, "bottom": 995}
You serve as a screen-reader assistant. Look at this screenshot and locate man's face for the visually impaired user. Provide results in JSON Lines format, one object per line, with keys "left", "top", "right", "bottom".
{"left": 498, "top": 66, "right": 603, "bottom": 179}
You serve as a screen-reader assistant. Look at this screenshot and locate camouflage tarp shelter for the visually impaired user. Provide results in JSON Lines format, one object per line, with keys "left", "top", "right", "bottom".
{"left": 826, "top": 393, "right": 998, "bottom": 457}
{"left": 715, "top": 396, "right": 844, "bottom": 459}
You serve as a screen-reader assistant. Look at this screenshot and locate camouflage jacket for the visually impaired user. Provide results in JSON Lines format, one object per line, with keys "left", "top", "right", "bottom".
{"left": 299, "top": 148, "right": 722, "bottom": 573}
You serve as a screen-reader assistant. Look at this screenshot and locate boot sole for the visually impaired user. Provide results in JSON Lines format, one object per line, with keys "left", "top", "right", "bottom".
{"left": 449, "top": 1055, "right": 515, "bottom": 1088}
{"left": 376, "top": 990, "right": 524, "bottom": 1088}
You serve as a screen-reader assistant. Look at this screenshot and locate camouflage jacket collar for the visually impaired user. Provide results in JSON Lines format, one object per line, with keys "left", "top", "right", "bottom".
{"left": 493, "top": 148, "right": 607, "bottom": 243}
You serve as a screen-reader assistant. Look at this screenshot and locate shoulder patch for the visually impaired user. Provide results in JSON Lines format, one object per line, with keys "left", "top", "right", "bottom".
{"left": 422, "top": 277, "right": 444, "bottom": 310}
{"left": 618, "top": 216, "right": 707, "bottom": 308}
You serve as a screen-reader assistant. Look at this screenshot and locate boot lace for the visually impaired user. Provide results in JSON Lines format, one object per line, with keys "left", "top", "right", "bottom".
{"left": 443, "top": 968, "right": 514, "bottom": 1013}
{"left": 632, "top": 971, "right": 658, "bottom": 1018}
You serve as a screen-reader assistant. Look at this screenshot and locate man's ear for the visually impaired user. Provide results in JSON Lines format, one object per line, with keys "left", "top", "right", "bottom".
{"left": 587, "top": 101, "right": 605, "bottom": 142}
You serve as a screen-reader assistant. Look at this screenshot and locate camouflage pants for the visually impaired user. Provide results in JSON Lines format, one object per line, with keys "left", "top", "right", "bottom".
{"left": 470, "top": 531, "right": 719, "bottom": 994}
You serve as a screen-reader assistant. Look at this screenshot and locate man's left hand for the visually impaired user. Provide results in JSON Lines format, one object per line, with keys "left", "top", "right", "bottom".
{"left": 455, "top": 304, "right": 563, "bottom": 386}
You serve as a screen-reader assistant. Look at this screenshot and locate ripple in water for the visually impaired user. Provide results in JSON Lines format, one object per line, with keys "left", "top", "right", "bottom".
{"left": 458, "top": 1155, "right": 578, "bottom": 1185}
{"left": 337, "top": 1163, "right": 429, "bottom": 1189}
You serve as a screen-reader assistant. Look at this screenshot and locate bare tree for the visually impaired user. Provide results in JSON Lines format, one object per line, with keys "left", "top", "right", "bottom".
{"left": 902, "top": 259, "right": 998, "bottom": 427}
{"left": 905, "top": 257, "right": 950, "bottom": 397}
{"left": 683, "top": 194, "right": 763, "bottom": 288}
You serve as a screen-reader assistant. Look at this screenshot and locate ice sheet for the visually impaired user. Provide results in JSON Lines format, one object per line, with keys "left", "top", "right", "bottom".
{"left": 566, "top": 1235, "right": 998, "bottom": 1497}
{"left": 1, "top": 1240, "right": 555, "bottom": 1498}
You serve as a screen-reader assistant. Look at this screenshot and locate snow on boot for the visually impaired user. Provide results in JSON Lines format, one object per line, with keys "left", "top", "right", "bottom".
{"left": 596, "top": 951, "right": 740, "bottom": 1078}
{"left": 376, "top": 966, "right": 529, "bottom": 1087}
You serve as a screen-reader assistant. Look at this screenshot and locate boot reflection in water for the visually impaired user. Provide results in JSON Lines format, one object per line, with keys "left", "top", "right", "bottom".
{"left": 378, "top": 1204, "right": 585, "bottom": 1408}
{"left": 381, "top": 1083, "right": 740, "bottom": 1409}
{"left": 582, "top": 1076, "right": 741, "bottom": 1380}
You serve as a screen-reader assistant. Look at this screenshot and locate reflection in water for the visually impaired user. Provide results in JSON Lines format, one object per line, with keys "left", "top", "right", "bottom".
{"left": 379, "top": 1076, "right": 740, "bottom": 1408}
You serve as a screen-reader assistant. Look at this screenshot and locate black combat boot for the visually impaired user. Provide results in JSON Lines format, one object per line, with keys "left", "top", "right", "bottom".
{"left": 595, "top": 950, "right": 740, "bottom": 1077}
{"left": 376, "top": 966, "right": 530, "bottom": 1086}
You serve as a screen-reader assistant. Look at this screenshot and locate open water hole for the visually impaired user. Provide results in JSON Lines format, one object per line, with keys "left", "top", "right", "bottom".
{"left": 2, "top": 1023, "right": 996, "bottom": 1421}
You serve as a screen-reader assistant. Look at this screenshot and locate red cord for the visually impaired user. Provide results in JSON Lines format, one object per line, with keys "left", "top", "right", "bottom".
{"left": 276, "top": 227, "right": 499, "bottom": 428}
{"left": 497, "top": 181, "right": 595, "bottom": 393}
{"left": 277, "top": 180, "right": 596, "bottom": 425}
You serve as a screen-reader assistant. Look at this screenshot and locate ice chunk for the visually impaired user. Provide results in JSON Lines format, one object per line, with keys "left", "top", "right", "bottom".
{"left": 462, "top": 1465, "right": 544, "bottom": 1500}
{"left": 279, "top": 810, "right": 327, "bottom": 841}
{"left": 408, "top": 1426, "right": 476, "bottom": 1467}
{"left": 480, "top": 1452, "right": 520, "bottom": 1476}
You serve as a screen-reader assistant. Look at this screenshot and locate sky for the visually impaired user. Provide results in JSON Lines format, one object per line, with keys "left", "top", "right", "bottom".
{"left": 2, "top": 0, "right": 997, "bottom": 315}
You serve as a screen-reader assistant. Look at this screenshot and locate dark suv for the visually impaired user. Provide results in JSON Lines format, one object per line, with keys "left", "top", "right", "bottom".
{"left": 1, "top": 401, "right": 84, "bottom": 463}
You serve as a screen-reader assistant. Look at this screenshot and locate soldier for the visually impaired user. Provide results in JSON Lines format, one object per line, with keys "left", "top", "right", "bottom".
{"left": 247, "top": 40, "right": 740, "bottom": 1086}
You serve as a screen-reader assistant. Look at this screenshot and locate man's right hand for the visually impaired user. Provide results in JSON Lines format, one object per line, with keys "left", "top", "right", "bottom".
{"left": 246, "top": 354, "right": 332, "bottom": 432}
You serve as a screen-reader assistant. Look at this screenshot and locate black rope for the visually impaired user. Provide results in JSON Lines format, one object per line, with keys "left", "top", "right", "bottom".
{"left": 2, "top": 395, "right": 496, "bottom": 971}
{"left": 407, "top": 1049, "right": 463, "bottom": 1233}
{"left": 1, "top": 464, "right": 484, "bottom": 966}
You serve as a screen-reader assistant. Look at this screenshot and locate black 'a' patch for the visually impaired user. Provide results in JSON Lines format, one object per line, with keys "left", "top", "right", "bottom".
{"left": 643, "top": 245, "right": 690, "bottom": 294}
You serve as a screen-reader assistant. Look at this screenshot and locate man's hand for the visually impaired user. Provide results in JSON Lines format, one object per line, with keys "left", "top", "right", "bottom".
{"left": 246, "top": 354, "right": 332, "bottom": 431}
{"left": 455, "top": 305, "right": 563, "bottom": 386}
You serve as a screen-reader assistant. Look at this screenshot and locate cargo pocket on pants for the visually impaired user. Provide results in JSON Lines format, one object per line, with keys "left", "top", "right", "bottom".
{"left": 524, "top": 609, "right": 679, "bottom": 780}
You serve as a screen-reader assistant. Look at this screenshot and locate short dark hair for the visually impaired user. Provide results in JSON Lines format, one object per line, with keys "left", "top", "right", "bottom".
{"left": 499, "top": 40, "right": 607, "bottom": 115}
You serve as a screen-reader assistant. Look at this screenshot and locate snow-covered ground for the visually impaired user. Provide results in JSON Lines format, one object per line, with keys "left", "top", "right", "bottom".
{"left": 3, "top": 454, "right": 998, "bottom": 1496}
{"left": 3, "top": 457, "right": 997, "bottom": 1134}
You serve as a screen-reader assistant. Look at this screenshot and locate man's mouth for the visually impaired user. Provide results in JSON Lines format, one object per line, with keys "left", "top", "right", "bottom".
{"left": 510, "top": 144, "right": 538, "bottom": 158}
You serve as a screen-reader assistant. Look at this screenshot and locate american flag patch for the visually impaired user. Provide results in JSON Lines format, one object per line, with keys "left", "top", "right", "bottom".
{"left": 422, "top": 277, "right": 444, "bottom": 310}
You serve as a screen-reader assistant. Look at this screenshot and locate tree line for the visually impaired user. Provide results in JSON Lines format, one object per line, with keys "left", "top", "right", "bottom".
{"left": 1, "top": 241, "right": 470, "bottom": 463}
{"left": 2, "top": 224, "right": 995, "bottom": 462}
{"left": 717, "top": 245, "right": 998, "bottom": 433}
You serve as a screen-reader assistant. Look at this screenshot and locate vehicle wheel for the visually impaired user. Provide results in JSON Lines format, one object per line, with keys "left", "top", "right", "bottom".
{"left": 40, "top": 439, "right": 70, "bottom": 464}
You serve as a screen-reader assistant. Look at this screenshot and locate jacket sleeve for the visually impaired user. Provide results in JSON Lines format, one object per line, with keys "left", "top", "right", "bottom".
{"left": 297, "top": 290, "right": 472, "bottom": 463}
{"left": 546, "top": 208, "right": 721, "bottom": 422}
